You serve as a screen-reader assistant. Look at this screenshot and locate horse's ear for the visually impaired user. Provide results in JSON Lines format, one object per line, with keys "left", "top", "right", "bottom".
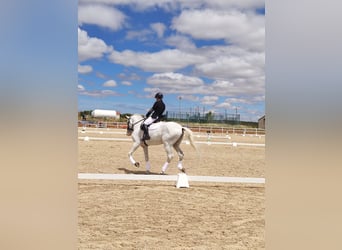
{"left": 126, "top": 115, "right": 130, "bottom": 119}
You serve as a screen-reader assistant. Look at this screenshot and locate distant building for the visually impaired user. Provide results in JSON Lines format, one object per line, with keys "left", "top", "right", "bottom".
{"left": 91, "top": 109, "right": 120, "bottom": 119}
{"left": 258, "top": 115, "right": 265, "bottom": 129}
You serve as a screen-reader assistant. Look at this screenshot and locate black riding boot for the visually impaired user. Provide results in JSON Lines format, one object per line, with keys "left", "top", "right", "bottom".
{"left": 141, "top": 124, "right": 150, "bottom": 140}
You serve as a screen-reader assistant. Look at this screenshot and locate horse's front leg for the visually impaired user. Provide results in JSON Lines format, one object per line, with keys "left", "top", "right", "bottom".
{"left": 142, "top": 146, "right": 151, "bottom": 174}
{"left": 128, "top": 141, "right": 141, "bottom": 168}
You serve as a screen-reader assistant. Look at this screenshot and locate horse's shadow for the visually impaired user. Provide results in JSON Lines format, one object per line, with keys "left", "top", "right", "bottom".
{"left": 118, "top": 167, "right": 160, "bottom": 175}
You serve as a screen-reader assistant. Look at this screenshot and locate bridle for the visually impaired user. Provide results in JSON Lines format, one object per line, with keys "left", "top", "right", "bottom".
{"left": 126, "top": 117, "right": 145, "bottom": 132}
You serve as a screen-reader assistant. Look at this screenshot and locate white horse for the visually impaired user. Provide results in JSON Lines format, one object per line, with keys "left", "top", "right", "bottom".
{"left": 126, "top": 114, "right": 196, "bottom": 174}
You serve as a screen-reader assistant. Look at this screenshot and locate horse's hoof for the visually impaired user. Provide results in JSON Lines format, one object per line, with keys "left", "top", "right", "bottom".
{"left": 160, "top": 171, "right": 166, "bottom": 175}
{"left": 134, "top": 162, "right": 140, "bottom": 168}
{"left": 145, "top": 170, "right": 150, "bottom": 175}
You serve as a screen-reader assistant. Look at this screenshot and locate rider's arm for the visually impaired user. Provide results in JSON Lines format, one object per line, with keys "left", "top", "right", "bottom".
{"left": 146, "top": 108, "right": 153, "bottom": 117}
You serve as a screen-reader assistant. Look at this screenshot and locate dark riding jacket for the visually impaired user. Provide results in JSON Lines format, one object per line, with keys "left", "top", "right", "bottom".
{"left": 146, "top": 99, "right": 165, "bottom": 119}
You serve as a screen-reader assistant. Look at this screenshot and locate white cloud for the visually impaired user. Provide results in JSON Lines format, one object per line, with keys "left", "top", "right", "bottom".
{"left": 195, "top": 52, "right": 264, "bottom": 80}
{"left": 118, "top": 72, "right": 141, "bottom": 81}
{"left": 79, "top": 0, "right": 179, "bottom": 12}
{"left": 79, "top": 0, "right": 264, "bottom": 12}
{"left": 109, "top": 44, "right": 264, "bottom": 96}
{"left": 172, "top": 9, "right": 264, "bottom": 51}
{"left": 96, "top": 72, "right": 107, "bottom": 79}
{"left": 178, "top": 95, "right": 200, "bottom": 102}
{"left": 79, "top": 89, "right": 120, "bottom": 97}
{"left": 121, "top": 81, "right": 132, "bottom": 86}
{"left": 103, "top": 79, "right": 117, "bottom": 87}
{"left": 208, "top": 79, "right": 263, "bottom": 96}
{"left": 78, "top": 28, "right": 113, "bottom": 62}
{"left": 191, "top": 45, "right": 265, "bottom": 93}
{"left": 215, "top": 102, "right": 231, "bottom": 109}
{"left": 109, "top": 49, "right": 204, "bottom": 72}
{"left": 215, "top": 95, "right": 264, "bottom": 113}
{"left": 78, "top": 4, "right": 126, "bottom": 30}
{"left": 150, "top": 22, "right": 166, "bottom": 38}
{"left": 147, "top": 72, "right": 205, "bottom": 94}
{"left": 147, "top": 70, "right": 264, "bottom": 97}
{"left": 126, "top": 29, "right": 153, "bottom": 41}
{"left": 194, "top": 0, "right": 264, "bottom": 10}
{"left": 78, "top": 84, "right": 85, "bottom": 91}
{"left": 165, "top": 35, "right": 196, "bottom": 50}
{"left": 78, "top": 64, "right": 93, "bottom": 74}
{"left": 201, "top": 96, "right": 219, "bottom": 105}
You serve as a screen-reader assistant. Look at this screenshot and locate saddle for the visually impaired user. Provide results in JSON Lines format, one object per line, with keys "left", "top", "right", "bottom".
{"left": 140, "top": 115, "right": 165, "bottom": 141}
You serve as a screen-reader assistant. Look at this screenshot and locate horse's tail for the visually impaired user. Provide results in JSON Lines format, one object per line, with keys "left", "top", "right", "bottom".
{"left": 182, "top": 127, "right": 197, "bottom": 151}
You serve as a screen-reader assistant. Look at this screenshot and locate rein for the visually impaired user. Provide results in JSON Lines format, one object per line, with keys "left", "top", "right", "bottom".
{"left": 127, "top": 117, "right": 145, "bottom": 131}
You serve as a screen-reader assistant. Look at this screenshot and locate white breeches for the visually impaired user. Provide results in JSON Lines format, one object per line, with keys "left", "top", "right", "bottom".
{"left": 143, "top": 116, "right": 157, "bottom": 126}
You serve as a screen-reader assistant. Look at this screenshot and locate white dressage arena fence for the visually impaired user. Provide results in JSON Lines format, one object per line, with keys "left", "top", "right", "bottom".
{"left": 78, "top": 136, "right": 265, "bottom": 147}
{"left": 78, "top": 173, "right": 265, "bottom": 185}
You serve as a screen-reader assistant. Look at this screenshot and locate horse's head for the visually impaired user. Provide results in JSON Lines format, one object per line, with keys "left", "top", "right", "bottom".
{"left": 126, "top": 114, "right": 144, "bottom": 136}
{"left": 126, "top": 115, "right": 133, "bottom": 136}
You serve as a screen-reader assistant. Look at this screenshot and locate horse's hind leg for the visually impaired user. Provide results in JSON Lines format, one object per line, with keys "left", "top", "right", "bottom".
{"left": 173, "top": 143, "right": 185, "bottom": 173}
{"left": 161, "top": 142, "right": 174, "bottom": 174}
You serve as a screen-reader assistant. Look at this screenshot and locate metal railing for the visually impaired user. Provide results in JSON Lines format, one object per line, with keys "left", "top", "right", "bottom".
{"left": 78, "top": 120, "right": 265, "bottom": 135}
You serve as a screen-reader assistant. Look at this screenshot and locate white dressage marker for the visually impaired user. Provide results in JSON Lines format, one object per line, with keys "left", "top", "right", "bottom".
{"left": 176, "top": 173, "right": 190, "bottom": 188}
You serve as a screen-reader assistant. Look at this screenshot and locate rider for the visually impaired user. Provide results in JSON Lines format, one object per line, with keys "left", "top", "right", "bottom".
{"left": 141, "top": 92, "right": 166, "bottom": 140}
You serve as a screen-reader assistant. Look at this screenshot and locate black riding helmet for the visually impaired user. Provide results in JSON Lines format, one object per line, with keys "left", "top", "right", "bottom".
{"left": 154, "top": 92, "right": 163, "bottom": 99}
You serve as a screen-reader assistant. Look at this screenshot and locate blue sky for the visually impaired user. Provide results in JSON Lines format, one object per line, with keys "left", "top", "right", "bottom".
{"left": 78, "top": 0, "right": 265, "bottom": 121}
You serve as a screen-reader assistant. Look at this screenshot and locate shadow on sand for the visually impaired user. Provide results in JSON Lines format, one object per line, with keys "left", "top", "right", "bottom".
{"left": 118, "top": 167, "right": 161, "bottom": 175}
